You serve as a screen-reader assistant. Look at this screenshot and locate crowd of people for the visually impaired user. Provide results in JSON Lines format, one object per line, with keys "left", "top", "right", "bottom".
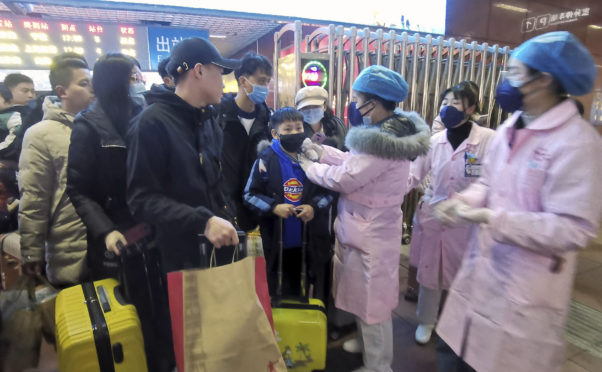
{"left": 0, "top": 29, "right": 600, "bottom": 372}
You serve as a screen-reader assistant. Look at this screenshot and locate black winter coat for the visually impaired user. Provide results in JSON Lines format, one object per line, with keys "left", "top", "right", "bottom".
{"left": 243, "top": 143, "right": 334, "bottom": 278}
{"left": 66, "top": 101, "right": 139, "bottom": 280}
{"left": 126, "top": 88, "right": 231, "bottom": 273}
{"left": 216, "top": 94, "right": 271, "bottom": 231}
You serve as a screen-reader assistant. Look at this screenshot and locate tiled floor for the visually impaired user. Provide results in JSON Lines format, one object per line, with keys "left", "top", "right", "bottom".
{"left": 323, "top": 241, "right": 602, "bottom": 372}
{"left": 24, "top": 239, "right": 602, "bottom": 372}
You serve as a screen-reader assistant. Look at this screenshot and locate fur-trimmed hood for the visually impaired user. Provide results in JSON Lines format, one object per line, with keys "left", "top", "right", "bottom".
{"left": 257, "top": 139, "right": 271, "bottom": 154}
{"left": 344, "top": 111, "right": 430, "bottom": 160}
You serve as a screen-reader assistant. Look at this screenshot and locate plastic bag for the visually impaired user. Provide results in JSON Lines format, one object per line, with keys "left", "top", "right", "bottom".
{"left": 0, "top": 274, "right": 58, "bottom": 372}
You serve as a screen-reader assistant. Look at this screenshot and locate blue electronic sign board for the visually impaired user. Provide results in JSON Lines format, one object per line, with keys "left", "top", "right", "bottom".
{"left": 147, "top": 26, "right": 209, "bottom": 70}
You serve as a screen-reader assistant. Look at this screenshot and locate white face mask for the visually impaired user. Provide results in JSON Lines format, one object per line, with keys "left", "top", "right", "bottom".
{"left": 129, "top": 82, "right": 146, "bottom": 107}
{"left": 301, "top": 107, "right": 324, "bottom": 124}
{"left": 362, "top": 116, "right": 372, "bottom": 126}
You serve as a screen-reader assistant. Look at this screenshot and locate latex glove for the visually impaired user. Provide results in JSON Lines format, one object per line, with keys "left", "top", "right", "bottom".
{"left": 457, "top": 207, "right": 493, "bottom": 224}
{"left": 297, "top": 153, "right": 314, "bottom": 173}
{"left": 434, "top": 199, "right": 468, "bottom": 226}
{"left": 301, "top": 138, "right": 323, "bottom": 161}
{"left": 204, "top": 216, "right": 239, "bottom": 248}
{"left": 104, "top": 230, "right": 127, "bottom": 256}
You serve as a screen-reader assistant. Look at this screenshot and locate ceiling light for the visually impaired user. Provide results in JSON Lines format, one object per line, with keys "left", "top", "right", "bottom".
{"left": 588, "top": 25, "right": 602, "bottom": 30}
{"left": 210, "top": 34, "right": 227, "bottom": 39}
{"left": 494, "top": 3, "right": 529, "bottom": 13}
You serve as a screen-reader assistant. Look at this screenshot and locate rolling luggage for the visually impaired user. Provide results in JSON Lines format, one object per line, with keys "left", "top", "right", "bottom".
{"left": 272, "top": 219, "right": 327, "bottom": 371}
{"left": 55, "top": 225, "right": 156, "bottom": 372}
{"left": 55, "top": 278, "right": 147, "bottom": 372}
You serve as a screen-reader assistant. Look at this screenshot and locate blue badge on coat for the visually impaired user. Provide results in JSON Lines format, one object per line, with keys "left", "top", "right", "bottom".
{"left": 464, "top": 152, "right": 481, "bottom": 177}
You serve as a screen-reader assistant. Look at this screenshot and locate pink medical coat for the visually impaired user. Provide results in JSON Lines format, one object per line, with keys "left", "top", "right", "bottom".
{"left": 436, "top": 99, "right": 602, "bottom": 372}
{"left": 408, "top": 122, "right": 495, "bottom": 290}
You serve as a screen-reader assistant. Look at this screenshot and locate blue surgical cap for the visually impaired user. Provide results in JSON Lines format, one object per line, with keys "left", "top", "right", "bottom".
{"left": 512, "top": 31, "right": 597, "bottom": 96}
{"left": 352, "top": 65, "right": 409, "bottom": 103}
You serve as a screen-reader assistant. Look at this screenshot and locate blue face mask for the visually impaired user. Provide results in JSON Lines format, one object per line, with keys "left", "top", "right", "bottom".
{"left": 244, "top": 77, "right": 269, "bottom": 104}
{"left": 347, "top": 100, "right": 374, "bottom": 126}
{"left": 301, "top": 107, "right": 324, "bottom": 125}
{"left": 495, "top": 79, "right": 523, "bottom": 113}
{"left": 440, "top": 105, "right": 466, "bottom": 129}
{"left": 495, "top": 73, "right": 542, "bottom": 113}
{"left": 347, "top": 102, "right": 363, "bottom": 126}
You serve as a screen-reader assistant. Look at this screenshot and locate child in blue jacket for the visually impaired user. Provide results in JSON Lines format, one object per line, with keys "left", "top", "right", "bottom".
{"left": 244, "top": 107, "right": 333, "bottom": 297}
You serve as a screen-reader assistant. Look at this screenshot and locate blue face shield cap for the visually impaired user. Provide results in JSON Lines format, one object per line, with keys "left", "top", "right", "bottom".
{"left": 511, "top": 31, "right": 597, "bottom": 96}
{"left": 352, "top": 65, "right": 409, "bottom": 103}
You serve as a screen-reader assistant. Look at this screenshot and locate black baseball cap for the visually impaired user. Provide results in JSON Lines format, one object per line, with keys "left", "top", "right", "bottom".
{"left": 167, "top": 37, "right": 240, "bottom": 76}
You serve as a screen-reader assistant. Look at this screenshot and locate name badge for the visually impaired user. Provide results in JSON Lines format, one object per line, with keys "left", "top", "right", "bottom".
{"left": 464, "top": 152, "right": 481, "bottom": 178}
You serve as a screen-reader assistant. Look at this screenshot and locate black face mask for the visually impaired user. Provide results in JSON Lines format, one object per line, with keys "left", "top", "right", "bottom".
{"left": 279, "top": 133, "right": 307, "bottom": 153}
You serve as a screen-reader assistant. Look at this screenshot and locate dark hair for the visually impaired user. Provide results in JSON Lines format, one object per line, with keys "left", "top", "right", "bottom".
{"left": 234, "top": 52, "right": 272, "bottom": 81}
{"left": 3, "top": 73, "right": 33, "bottom": 89}
{"left": 322, "top": 107, "right": 340, "bottom": 137}
{"left": 440, "top": 80, "right": 481, "bottom": 114}
{"left": 49, "top": 56, "right": 89, "bottom": 91}
{"left": 130, "top": 57, "right": 141, "bottom": 70}
{"left": 52, "top": 52, "right": 89, "bottom": 68}
{"left": 93, "top": 53, "right": 134, "bottom": 136}
{"left": 359, "top": 92, "right": 397, "bottom": 111}
{"left": 158, "top": 57, "right": 170, "bottom": 79}
{"left": 0, "top": 83, "right": 12, "bottom": 103}
{"left": 270, "top": 107, "right": 304, "bottom": 130}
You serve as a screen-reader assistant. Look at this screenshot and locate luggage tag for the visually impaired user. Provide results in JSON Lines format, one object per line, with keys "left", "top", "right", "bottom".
{"left": 464, "top": 152, "right": 481, "bottom": 178}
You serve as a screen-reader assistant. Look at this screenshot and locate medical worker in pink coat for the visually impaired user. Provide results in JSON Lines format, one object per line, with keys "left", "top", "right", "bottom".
{"left": 407, "top": 81, "right": 495, "bottom": 345}
{"left": 435, "top": 31, "right": 602, "bottom": 372}
{"left": 299, "top": 65, "right": 430, "bottom": 372}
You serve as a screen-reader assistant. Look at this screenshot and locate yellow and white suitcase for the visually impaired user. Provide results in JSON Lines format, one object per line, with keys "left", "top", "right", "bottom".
{"left": 55, "top": 278, "right": 147, "bottom": 372}
{"left": 272, "top": 220, "right": 327, "bottom": 371}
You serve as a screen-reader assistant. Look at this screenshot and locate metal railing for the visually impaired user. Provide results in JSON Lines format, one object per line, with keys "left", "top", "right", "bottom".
{"left": 274, "top": 20, "right": 512, "bottom": 129}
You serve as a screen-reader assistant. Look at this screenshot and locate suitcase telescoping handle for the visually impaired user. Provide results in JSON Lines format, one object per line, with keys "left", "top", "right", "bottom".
{"left": 116, "top": 230, "right": 162, "bottom": 322}
{"left": 116, "top": 240, "right": 130, "bottom": 302}
{"left": 276, "top": 217, "right": 308, "bottom": 301}
{"left": 116, "top": 239, "right": 155, "bottom": 311}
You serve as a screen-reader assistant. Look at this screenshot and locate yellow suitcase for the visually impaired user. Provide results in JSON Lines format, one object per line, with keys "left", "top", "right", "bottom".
{"left": 271, "top": 219, "right": 327, "bottom": 371}
{"left": 55, "top": 278, "right": 148, "bottom": 372}
{"left": 273, "top": 298, "right": 327, "bottom": 371}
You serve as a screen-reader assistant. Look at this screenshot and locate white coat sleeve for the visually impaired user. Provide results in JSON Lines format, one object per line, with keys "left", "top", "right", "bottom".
{"left": 305, "top": 153, "right": 388, "bottom": 194}
{"left": 18, "top": 126, "right": 53, "bottom": 263}
{"left": 489, "top": 142, "right": 602, "bottom": 255}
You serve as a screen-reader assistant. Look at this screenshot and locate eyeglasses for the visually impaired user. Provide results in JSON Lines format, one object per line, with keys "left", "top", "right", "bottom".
{"left": 130, "top": 72, "right": 146, "bottom": 84}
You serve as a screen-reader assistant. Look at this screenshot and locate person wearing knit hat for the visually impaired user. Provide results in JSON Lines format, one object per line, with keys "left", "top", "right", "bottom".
{"left": 435, "top": 31, "right": 602, "bottom": 372}
{"left": 298, "top": 65, "right": 430, "bottom": 372}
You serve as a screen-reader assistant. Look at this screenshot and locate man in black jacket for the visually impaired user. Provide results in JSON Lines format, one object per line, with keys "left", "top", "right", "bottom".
{"left": 126, "top": 37, "right": 240, "bottom": 273}
{"left": 217, "top": 52, "right": 272, "bottom": 231}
